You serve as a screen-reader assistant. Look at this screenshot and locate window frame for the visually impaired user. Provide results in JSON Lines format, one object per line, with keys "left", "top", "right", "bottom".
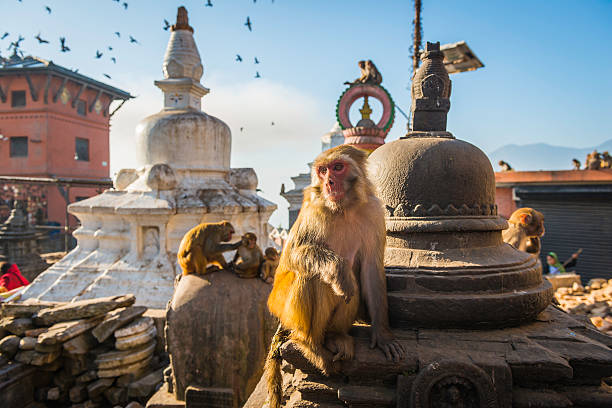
{"left": 75, "top": 137, "right": 90, "bottom": 162}
{"left": 9, "top": 136, "right": 28, "bottom": 158}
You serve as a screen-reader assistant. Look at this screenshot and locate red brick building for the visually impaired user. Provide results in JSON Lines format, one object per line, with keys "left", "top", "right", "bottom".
{"left": 0, "top": 54, "right": 131, "bottom": 229}
{"left": 495, "top": 169, "right": 612, "bottom": 283}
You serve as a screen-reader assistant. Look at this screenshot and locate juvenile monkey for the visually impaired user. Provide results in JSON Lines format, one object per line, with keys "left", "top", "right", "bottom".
{"left": 177, "top": 220, "right": 241, "bottom": 276}
{"left": 502, "top": 208, "right": 545, "bottom": 256}
{"left": 498, "top": 160, "right": 513, "bottom": 172}
{"left": 265, "top": 145, "right": 404, "bottom": 408}
{"left": 232, "top": 232, "right": 264, "bottom": 279}
{"left": 260, "top": 247, "right": 279, "bottom": 283}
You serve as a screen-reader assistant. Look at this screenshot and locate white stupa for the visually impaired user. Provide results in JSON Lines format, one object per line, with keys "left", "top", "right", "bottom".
{"left": 22, "top": 7, "right": 276, "bottom": 308}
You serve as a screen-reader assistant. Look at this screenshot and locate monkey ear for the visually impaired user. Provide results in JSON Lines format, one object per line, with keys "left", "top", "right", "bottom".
{"left": 519, "top": 213, "right": 532, "bottom": 225}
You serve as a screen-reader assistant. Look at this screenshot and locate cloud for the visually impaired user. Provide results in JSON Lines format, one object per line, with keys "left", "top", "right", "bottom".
{"left": 108, "top": 75, "right": 329, "bottom": 228}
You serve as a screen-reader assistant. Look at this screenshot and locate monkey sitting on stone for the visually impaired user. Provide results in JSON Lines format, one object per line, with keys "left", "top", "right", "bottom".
{"left": 260, "top": 247, "right": 279, "bottom": 283}
{"left": 572, "top": 158, "right": 581, "bottom": 170}
{"left": 601, "top": 151, "right": 612, "bottom": 169}
{"left": 498, "top": 160, "right": 513, "bottom": 172}
{"left": 232, "top": 232, "right": 264, "bottom": 279}
{"left": 265, "top": 145, "right": 404, "bottom": 408}
{"left": 177, "top": 220, "right": 242, "bottom": 276}
{"left": 502, "top": 208, "right": 545, "bottom": 256}
{"left": 344, "top": 59, "right": 382, "bottom": 86}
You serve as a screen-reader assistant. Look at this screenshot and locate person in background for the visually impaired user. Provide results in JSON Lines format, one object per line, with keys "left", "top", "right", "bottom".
{"left": 0, "top": 262, "right": 29, "bottom": 293}
{"left": 544, "top": 249, "right": 581, "bottom": 275}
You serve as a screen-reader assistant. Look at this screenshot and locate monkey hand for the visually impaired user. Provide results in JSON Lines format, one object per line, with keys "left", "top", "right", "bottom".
{"left": 370, "top": 327, "right": 405, "bottom": 362}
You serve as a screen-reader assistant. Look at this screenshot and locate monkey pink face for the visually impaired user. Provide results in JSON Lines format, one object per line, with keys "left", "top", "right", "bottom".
{"left": 317, "top": 160, "right": 349, "bottom": 202}
{"left": 224, "top": 228, "right": 234, "bottom": 242}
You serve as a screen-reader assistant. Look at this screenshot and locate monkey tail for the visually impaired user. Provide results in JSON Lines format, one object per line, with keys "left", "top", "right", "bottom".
{"left": 265, "top": 324, "right": 290, "bottom": 408}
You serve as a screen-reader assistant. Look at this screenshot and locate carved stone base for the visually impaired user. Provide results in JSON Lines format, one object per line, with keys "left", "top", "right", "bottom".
{"left": 244, "top": 306, "right": 612, "bottom": 408}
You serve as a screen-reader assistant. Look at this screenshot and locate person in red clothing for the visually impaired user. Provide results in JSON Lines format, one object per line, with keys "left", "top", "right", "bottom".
{"left": 0, "top": 262, "right": 29, "bottom": 293}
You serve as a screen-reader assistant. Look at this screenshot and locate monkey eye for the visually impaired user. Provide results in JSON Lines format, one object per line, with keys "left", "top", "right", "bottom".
{"left": 333, "top": 163, "right": 344, "bottom": 171}
{"left": 318, "top": 166, "right": 327, "bottom": 175}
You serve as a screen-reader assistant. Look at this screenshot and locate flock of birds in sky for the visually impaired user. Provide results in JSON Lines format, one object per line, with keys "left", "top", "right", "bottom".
{"left": 2, "top": 0, "right": 277, "bottom": 131}
{"left": 2, "top": 0, "right": 271, "bottom": 82}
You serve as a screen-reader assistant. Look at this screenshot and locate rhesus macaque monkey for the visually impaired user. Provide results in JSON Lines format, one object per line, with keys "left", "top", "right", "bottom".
{"left": 498, "top": 160, "right": 513, "bottom": 172}
{"left": 572, "top": 158, "right": 581, "bottom": 170}
{"left": 502, "top": 208, "right": 545, "bottom": 256}
{"left": 365, "top": 59, "right": 382, "bottom": 85}
{"left": 344, "top": 59, "right": 382, "bottom": 86}
{"left": 265, "top": 145, "right": 404, "bottom": 408}
{"left": 232, "top": 232, "right": 264, "bottom": 279}
{"left": 177, "top": 221, "right": 241, "bottom": 276}
{"left": 260, "top": 247, "right": 279, "bottom": 283}
{"left": 586, "top": 150, "right": 602, "bottom": 170}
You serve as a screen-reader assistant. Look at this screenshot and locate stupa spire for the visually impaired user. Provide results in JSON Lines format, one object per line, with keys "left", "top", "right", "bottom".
{"left": 156, "top": 6, "right": 208, "bottom": 110}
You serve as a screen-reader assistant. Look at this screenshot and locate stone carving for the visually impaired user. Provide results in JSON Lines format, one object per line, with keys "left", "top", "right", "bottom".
{"left": 114, "top": 169, "right": 139, "bottom": 190}
{"left": 410, "top": 360, "right": 498, "bottom": 408}
{"left": 385, "top": 202, "right": 497, "bottom": 217}
{"left": 142, "top": 227, "right": 159, "bottom": 261}
{"left": 145, "top": 164, "right": 176, "bottom": 191}
{"left": 410, "top": 41, "right": 452, "bottom": 133}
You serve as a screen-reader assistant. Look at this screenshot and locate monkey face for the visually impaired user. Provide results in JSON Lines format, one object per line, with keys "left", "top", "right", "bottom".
{"left": 317, "top": 160, "right": 349, "bottom": 203}
{"left": 222, "top": 223, "right": 235, "bottom": 242}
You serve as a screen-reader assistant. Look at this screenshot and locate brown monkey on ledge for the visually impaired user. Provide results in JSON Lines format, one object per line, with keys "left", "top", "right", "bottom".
{"left": 177, "top": 220, "right": 242, "bottom": 276}
{"left": 502, "top": 208, "right": 545, "bottom": 256}
{"left": 265, "top": 145, "right": 404, "bottom": 408}
{"left": 260, "top": 247, "right": 279, "bottom": 283}
{"left": 232, "top": 232, "right": 264, "bottom": 279}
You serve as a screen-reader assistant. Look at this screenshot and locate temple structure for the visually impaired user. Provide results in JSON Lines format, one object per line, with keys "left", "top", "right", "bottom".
{"left": 245, "top": 42, "right": 612, "bottom": 408}
{"left": 21, "top": 7, "right": 276, "bottom": 309}
{"left": 280, "top": 122, "right": 344, "bottom": 228}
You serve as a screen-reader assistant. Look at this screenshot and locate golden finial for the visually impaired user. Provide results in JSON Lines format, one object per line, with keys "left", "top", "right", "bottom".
{"left": 172, "top": 6, "right": 194, "bottom": 33}
{"left": 359, "top": 96, "right": 372, "bottom": 120}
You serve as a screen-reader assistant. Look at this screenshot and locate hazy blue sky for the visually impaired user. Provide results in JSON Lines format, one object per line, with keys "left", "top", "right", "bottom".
{"left": 2, "top": 0, "right": 612, "bottom": 227}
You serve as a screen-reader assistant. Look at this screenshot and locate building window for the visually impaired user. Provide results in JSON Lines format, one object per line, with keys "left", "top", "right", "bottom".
{"left": 75, "top": 138, "right": 89, "bottom": 161}
{"left": 9, "top": 137, "right": 28, "bottom": 157}
{"left": 76, "top": 99, "right": 87, "bottom": 116}
{"left": 11, "top": 91, "right": 26, "bottom": 108}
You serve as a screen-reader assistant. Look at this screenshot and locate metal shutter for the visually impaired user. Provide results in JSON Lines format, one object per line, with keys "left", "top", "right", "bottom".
{"left": 515, "top": 185, "right": 612, "bottom": 285}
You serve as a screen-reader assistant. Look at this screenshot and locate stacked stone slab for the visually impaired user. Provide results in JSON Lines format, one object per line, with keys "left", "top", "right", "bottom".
{"left": 0, "top": 295, "right": 166, "bottom": 408}
{"left": 554, "top": 278, "right": 612, "bottom": 336}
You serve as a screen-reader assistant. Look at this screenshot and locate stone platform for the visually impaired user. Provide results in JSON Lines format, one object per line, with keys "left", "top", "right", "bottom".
{"left": 244, "top": 305, "right": 612, "bottom": 408}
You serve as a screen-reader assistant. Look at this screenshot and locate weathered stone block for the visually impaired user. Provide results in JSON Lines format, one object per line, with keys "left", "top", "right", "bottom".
{"left": 115, "top": 316, "right": 154, "bottom": 338}
{"left": 98, "top": 355, "right": 152, "bottom": 378}
{"left": 0, "top": 316, "right": 33, "bottom": 336}
{"left": 87, "top": 377, "right": 114, "bottom": 399}
{"left": 37, "top": 316, "right": 103, "bottom": 345}
{"left": 128, "top": 367, "right": 164, "bottom": 397}
{"left": 14, "top": 349, "right": 61, "bottom": 366}
{"left": 33, "top": 294, "right": 135, "bottom": 326}
{"left": 116, "top": 324, "right": 157, "bottom": 350}
{"left": 92, "top": 306, "right": 147, "bottom": 343}
{"left": 1, "top": 299, "right": 63, "bottom": 318}
{"left": 69, "top": 384, "right": 88, "bottom": 403}
{"left": 19, "top": 336, "right": 37, "bottom": 350}
{"left": 103, "top": 386, "right": 128, "bottom": 405}
{"left": 0, "top": 334, "right": 20, "bottom": 357}
{"left": 95, "top": 340, "right": 156, "bottom": 369}
{"left": 64, "top": 331, "right": 98, "bottom": 354}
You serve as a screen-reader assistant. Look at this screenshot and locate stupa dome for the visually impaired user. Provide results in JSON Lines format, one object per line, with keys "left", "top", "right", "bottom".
{"left": 370, "top": 137, "right": 497, "bottom": 220}
{"left": 135, "top": 110, "right": 230, "bottom": 175}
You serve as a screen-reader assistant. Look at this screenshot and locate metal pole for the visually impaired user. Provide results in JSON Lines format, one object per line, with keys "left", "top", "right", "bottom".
{"left": 64, "top": 186, "right": 70, "bottom": 252}
{"left": 413, "top": 0, "right": 423, "bottom": 74}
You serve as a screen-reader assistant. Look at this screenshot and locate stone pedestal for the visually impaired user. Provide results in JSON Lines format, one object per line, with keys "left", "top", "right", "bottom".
{"left": 245, "top": 306, "right": 612, "bottom": 407}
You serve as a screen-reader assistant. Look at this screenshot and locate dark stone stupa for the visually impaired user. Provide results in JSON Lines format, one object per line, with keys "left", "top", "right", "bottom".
{"left": 243, "top": 42, "right": 612, "bottom": 408}
{"left": 0, "top": 202, "right": 47, "bottom": 281}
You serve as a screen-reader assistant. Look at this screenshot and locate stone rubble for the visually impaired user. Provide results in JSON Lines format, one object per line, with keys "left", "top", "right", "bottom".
{"left": 554, "top": 277, "right": 612, "bottom": 336}
{"left": 0, "top": 294, "right": 167, "bottom": 408}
